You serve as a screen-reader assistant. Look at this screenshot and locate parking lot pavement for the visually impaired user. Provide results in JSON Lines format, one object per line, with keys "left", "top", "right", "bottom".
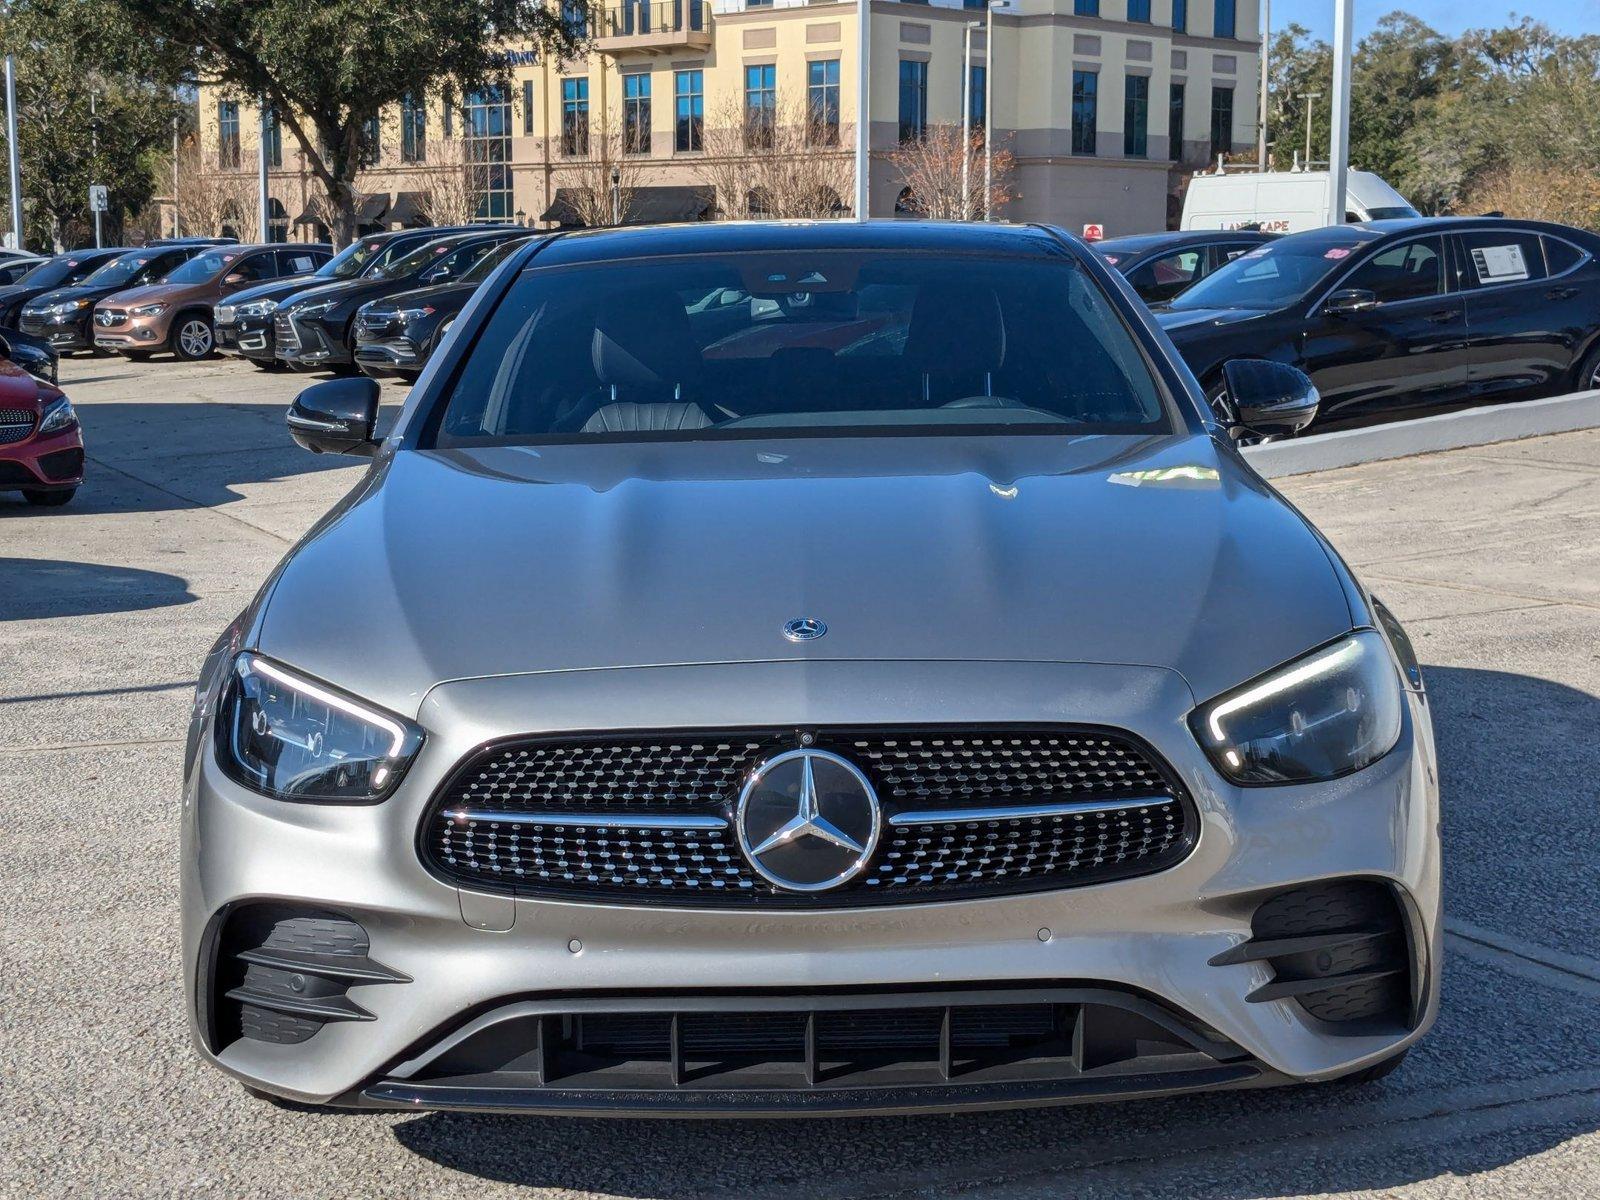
{"left": 2, "top": 355, "right": 1598, "bottom": 1199}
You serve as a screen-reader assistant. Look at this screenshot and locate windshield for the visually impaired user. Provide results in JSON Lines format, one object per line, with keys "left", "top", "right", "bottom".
{"left": 82, "top": 251, "right": 166, "bottom": 288}
{"left": 322, "top": 237, "right": 387, "bottom": 280}
{"left": 161, "top": 249, "right": 244, "bottom": 284}
{"left": 18, "top": 253, "right": 108, "bottom": 289}
{"left": 373, "top": 238, "right": 465, "bottom": 281}
{"left": 458, "top": 237, "right": 531, "bottom": 285}
{"left": 1169, "top": 233, "right": 1373, "bottom": 311}
{"left": 1365, "top": 205, "right": 1421, "bottom": 221}
{"left": 433, "top": 250, "right": 1170, "bottom": 446}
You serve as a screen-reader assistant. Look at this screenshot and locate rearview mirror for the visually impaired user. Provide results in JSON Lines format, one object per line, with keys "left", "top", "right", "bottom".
{"left": 420, "top": 264, "right": 451, "bottom": 284}
{"left": 286, "top": 377, "right": 381, "bottom": 456}
{"left": 1220, "top": 359, "right": 1319, "bottom": 440}
{"left": 1321, "top": 287, "right": 1378, "bottom": 317}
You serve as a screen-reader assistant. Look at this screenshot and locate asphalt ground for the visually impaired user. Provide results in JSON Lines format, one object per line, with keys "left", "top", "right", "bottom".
{"left": 2, "top": 355, "right": 1598, "bottom": 1199}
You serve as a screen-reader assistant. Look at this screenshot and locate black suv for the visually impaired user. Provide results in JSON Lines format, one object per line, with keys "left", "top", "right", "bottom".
{"left": 353, "top": 236, "right": 533, "bottom": 381}
{"left": 275, "top": 228, "right": 525, "bottom": 372}
{"left": 0, "top": 248, "right": 130, "bottom": 327}
{"left": 1092, "top": 230, "right": 1276, "bottom": 305}
{"left": 19, "top": 243, "right": 220, "bottom": 352}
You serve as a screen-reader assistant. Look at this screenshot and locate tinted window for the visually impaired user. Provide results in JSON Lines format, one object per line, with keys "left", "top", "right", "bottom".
{"left": 19, "top": 253, "right": 112, "bottom": 288}
{"left": 323, "top": 237, "right": 391, "bottom": 279}
{"left": 229, "top": 253, "right": 278, "bottom": 283}
{"left": 433, "top": 252, "right": 1169, "bottom": 445}
{"left": 1544, "top": 237, "right": 1585, "bottom": 277}
{"left": 278, "top": 250, "right": 318, "bottom": 275}
{"left": 163, "top": 249, "right": 251, "bottom": 284}
{"left": 374, "top": 238, "right": 469, "bottom": 280}
{"left": 1455, "top": 230, "right": 1547, "bottom": 289}
{"left": 1171, "top": 233, "right": 1375, "bottom": 311}
{"left": 1342, "top": 238, "right": 1444, "bottom": 304}
{"left": 83, "top": 251, "right": 165, "bottom": 288}
{"left": 1126, "top": 249, "right": 1203, "bottom": 301}
{"left": 458, "top": 237, "right": 532, "bottom": 285}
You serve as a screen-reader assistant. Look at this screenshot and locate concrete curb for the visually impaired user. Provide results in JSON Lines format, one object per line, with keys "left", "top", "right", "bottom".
{"left": 1242, "top": 389, "right": 1600, "bottom": 478}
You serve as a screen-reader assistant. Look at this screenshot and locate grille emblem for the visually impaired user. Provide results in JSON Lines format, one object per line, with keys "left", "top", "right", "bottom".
{"left": 736, "top": 749, "right": 880, "bottom": 892}
{"left": 94, "top": 310, "right": 114, "bottom": 326}
{"left": 782, "top": 617, "right": 826, "bottom": 642}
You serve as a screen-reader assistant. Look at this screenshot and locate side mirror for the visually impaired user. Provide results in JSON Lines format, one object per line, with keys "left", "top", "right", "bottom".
{"left": 286, "top": 377, "right": 381, "bottom": 456}
{"left": 223, "top": 272, "right": 247, "bottom": 286}
{"left": 1220, "top": 359, "right": 1319, "bottom": 440}
{"left": 1321, "top": 287, "right": 1378, "bottom": 317}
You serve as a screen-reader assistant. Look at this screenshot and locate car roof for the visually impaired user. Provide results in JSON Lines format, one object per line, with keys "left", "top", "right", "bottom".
{"left": 1094, "top": 230, "right": 1273, "bottom": 254}
{"left": 534, "top": 220, "right": 1077, "bottom": 267}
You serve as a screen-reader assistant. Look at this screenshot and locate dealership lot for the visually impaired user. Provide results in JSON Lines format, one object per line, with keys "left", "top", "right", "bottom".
{"left": 2, "top": 355, "right": 1598, "bottom": 1198}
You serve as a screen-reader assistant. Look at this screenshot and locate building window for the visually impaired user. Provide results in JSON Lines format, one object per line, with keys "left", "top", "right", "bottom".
{"left": 745, "top": 63, "right": 777, "bottom": 149}
{"left": 1071, "top": 70, "right": 1097, "bottom": 155}
{"left": 1214, "top": 0, "right": 1236, "bottom": 38}
{"left": 466, "top": 87, "right": 513, "bottom": 219}
{"left": 1073, "top": 0, "right": 1098, "bottom": 15}
{"left": 522, "top": 80, "right": 535, "bottom": 136}
{"left": 808, "top": 59, "right": 840, "bottom": 146}
{"left": 442, "top": 101, "right": 452, "bottom": 138}
{"left": 1210, "top": 84, "right": 1234, "bottom": 161}
{"left": 675, "top": 69, "right": 703, "bottom": 152}
{"left": 266, "top": 198, "right": 288, "bottom": 242}
{"left": 1127, "top": 0, "right": 1150, "bottom": 20}
{"left": 1171, "top": 0, "right": 1187, "bottom": 33}
{"left": 561, "top": 77, "right": 589, "bottom": 156}
{"left": 400, "top": 94, "right": 426, "bottom": 164}
{"left": 263, "top": 107, "right": 282, "bottom": 168}
{"left": 218, "top": 100, "right": 240, "bottom": 169}
{"left": 968, "top": 64, "right": 986, "bottom": 133}
{"left": 358, "top": 115, "right": 381, "bottom": 167}
{"left": 1123, "top": 74, "right": 1148, "bottom": 157}
{"left": 623, "top": 73, "right": 651, "bottom": 155}
{"left": 561, "top": 0, "right": 587, "bottom": 39}
{"left": 1168, "top": 81, "right": 1185, "bottom": 161}
{"left": 898, "top": 59, "right": 928, "bottom": 142}
{"left": 746, "top": 0, "right": 773, "bottom": 6}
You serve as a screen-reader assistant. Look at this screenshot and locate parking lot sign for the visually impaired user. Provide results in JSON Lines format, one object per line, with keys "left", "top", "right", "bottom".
{"left": 88, "top": 184, "right": 108, "bottom": 212}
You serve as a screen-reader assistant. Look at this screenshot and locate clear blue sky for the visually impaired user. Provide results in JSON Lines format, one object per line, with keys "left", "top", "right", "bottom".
{"left": 1272, "top": 0, "right": 1600, "bottom": 40}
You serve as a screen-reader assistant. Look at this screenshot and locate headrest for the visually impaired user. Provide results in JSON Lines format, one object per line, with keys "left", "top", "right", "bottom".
{"left": 591, "top": 289, "right": 700, "bottom": 392}
{"left": 904, "top": 284, "right": 1006, "bottom": 375}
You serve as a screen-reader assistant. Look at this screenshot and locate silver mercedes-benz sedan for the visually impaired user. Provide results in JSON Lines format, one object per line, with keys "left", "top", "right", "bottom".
{"left": 182, "top": 220, "right": 1439, "bottom": 1117}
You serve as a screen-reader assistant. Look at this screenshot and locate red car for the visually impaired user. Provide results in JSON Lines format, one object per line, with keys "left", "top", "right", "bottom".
{"left": 0, "top": 356, "right": 81, "bottom": 506}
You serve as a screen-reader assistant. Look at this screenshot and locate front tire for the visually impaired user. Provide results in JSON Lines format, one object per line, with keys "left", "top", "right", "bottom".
{"left": 172, "top": 314, "right": 215, "bottom": 361}
{"left": 1577, "top": 344, "right": 1600, "bottom": 395}
{"left": 22, "top": 488, "right": 74, "bottom": 507}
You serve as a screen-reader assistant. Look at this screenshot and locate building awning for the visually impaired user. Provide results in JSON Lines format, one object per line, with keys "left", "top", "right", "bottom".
{"left": 291, "top": 206, "right": 319, "bottom": 227}
{"left": 388, "top": 191, "right": 426, "bottom": 226}
{"left": 539, "top": 185, "right": 715, "bottom": 228}
{"left": 356, "top": 193, "right": 390, "bottom": 223}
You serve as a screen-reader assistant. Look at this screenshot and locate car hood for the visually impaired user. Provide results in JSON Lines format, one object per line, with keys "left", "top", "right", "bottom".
{"left": 100, "top": 282, "right": 201, "bottom": 307}
{"left": 284, "top": 277, "right": 383, "bottom": 311}
{"left": 25, "top": 285, "right": 104, "bottom": 309}
{"left": 1155, "top": 307, "right": 1276, "bottom": 336}
{"left": 225, "top": 275, "right": 323, "bottom": 308}
{"left": 257, "top": 433, "right": 1355, "bottom": 717}
{"left": 369, "top": 279, "right": 474, "bottom": 312}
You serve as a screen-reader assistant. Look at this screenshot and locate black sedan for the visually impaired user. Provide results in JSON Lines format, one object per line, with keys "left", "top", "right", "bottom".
{"left": 353, "top": 236, "right": 533, "bottom": 381}
{"left": 0, "top": 325, "right": 61, "bottom": 383}
{"left": 1093, "top": 230, "right": 1276, "bottom": 304}
{"left": 18, "top": 244, "right": 216, "bottom": 353}
{"left": 1156, "top": 217, "right": 1600, "bottom": 433}
{"left": 0, "top": 248, "right": 129, "bottom": 327}
{"left": 215, "top": 226, "right": 500, "bottom": 368}
{"left": 274, "top": 228, "right": 526, "bottom": 373}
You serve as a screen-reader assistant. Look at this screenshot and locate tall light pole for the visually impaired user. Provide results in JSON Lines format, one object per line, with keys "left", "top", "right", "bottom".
{"left": 1327, "top": 0, "right": 1354, "bottom": 226}
{"left": 257, "top": 98, "right": 270, "bottom": 240}
{"left": 960, "top": 20, "right": 978, "bottom": 219}
{"left": 3, "top": 35, "right": 20, "bottom": 249}
{"left": 1299, "top": 91, "right": 1321, "bottom": 168}
{"left": 1256, "top": 0, "right": 1269, "bottom": 170}
{"left": 854, "top": 0, "right": 869, "bottom": 220}
{"left": 89, "top": 90, "right": 101, "bottom": 247}
{"left": 170, "top": 114, "right": 179, "bottom": 238}
{"left": 982, "top": 0, "right": 1007, "bottom": 220}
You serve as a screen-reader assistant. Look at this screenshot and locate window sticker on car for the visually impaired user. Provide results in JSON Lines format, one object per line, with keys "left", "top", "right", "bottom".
{"left": 1324, "top": 247, "right": 1352, "bottom": 260}
{"left": 1225, "top": 249, "right": 1248, "bottom": 260}
{"left": 1101, "top": 254, "right": 1120, "bottom": 264}
{"left": 1471, "top": 243, "right": 1530, "bottom": 284}
{"left": 1240, "top": 247, "right": 1272, "bottom": 259}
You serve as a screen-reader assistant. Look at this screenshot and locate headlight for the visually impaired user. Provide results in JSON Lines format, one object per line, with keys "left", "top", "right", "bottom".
{"left": 235, "top": 298, "right": 278, "bottom": 318}
{"left": 1190, "top": 631, "right": 1403, "bottom": 785}
{"left": 37, "top": 394, "right": 77, "bottom": 434}
{"left": 214, "top": 653, "right": 423, "bottom": 803}
{"left": 37, "top": 299, "right": 88, "bottom": 317}
{"left": 130, "top": 303, "right": 166, "bottom": 317}
{"left": 293, "top": 299, "right": 336, "bottom": 320}
{"left": 396, "top": 306, "right": 435, "bottom": 322}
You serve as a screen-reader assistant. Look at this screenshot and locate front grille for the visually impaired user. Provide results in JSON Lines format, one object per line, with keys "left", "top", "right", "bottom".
{"left": 364, "top": 985, "right": 1256, "bottom": 1113}
{"left": 94, "top": 309, "right": 128, "bottom": 328}
{"left": 17, "top": 313, "right": 49, "bottom": 336}
{"left": 273, "top": 311, "right": 299, "bottom": 350}
{"left": 0, "top": 407, "right": 33, "bottom": 445}
{"left": 207, "top": 904, "right": 407, "bottom": 1050}
{"left": 423, "top": 727, "right": 1195, "bottom": 907}
{"left": 1212, "top": 879, "right": 1414, "bottom": 1030}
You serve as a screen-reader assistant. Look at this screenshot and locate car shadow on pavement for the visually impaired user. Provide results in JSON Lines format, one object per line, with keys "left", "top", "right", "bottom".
{"left": 0, "top": 557, "right": 196, "bottom": 620}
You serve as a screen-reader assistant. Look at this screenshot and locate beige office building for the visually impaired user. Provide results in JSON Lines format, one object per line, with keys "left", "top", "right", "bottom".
{"left": 197, "top": 0, "right": 1259, "bottom": 241}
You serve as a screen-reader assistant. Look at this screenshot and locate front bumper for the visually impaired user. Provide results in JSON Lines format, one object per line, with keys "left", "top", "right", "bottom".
{"left": 0, "top": 421, "right": 84, "bottom": 491}
{"left": 182, "top": 659, "right": 1441, "bottom": 1114}
{"left": 275, "top": 311, "right": 351, "bottom": 369}
{"left": 353, "top": 337, "right": 421, "bottom": 379}
{"left": 93, "top": 316, "right": 170, "bottom": 353}
{"left": 18, "top": 311, "right": 92, "bottom": 351}
{"left": 216, "top": 315, "right": 276, "bottom": 362}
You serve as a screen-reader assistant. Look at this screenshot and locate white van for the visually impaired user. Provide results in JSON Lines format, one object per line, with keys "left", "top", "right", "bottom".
{"left": 1180, "top": 170, "right": 1419, "bottom": 234}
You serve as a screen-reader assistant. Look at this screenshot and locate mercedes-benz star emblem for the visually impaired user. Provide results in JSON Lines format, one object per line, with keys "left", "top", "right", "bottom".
{"left": 782, "top": 617, "right": 826, "bottom": 642}
{"left": 736, "top": 749, "right": 880, "bottom": 892}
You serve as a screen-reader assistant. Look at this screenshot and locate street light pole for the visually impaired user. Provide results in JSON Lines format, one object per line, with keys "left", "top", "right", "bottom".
{"left": 982, "top": 0, "right": 1006, "bottom": 220}
{"left": 3, "top": 30, "right": 21, "bottom": 250}
{"left": 1256, "top": 0, "right": 1269, "bottom": 170}
{"left": 1299, "top": 91, "right": 1321, "bottom": 168}
{"left": 258, "top": 98, "right": 270, "bottom": 241}
{"left": 610, "top": 165, "right": 620, "bottom": 225}
{"left": 854, "top": 0, "right": 869, "bottom": 220}
{"left": 1327, "top": 0, "right": 1354, "bottom": 226}
{"left": 90, "top": 90, "right": 101, "bottom": 247}
{"left": 960, "top": 20, "right": 978, "bottom": 219}
{"left": 170, "top": 113, "right": 179, "bottom": 238}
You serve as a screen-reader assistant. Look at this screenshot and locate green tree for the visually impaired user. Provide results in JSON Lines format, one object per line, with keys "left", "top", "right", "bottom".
{"left": 98, "top": 0, "right": 591, "bottom": 245}
{"left": 0, "top": 1, "right": 181, "bottom": 250}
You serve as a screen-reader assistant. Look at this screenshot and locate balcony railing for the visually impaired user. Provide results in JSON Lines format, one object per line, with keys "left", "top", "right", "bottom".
{"left": 594, "top": 0, "right": 711, "bottom": 49}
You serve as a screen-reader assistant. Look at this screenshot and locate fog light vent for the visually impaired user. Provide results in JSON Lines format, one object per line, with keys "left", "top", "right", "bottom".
{"left": 1213, "top": 880, "right": 1412, "bottom": 1029}
{"left": 212, "top": 905, "right": 407, "bottom": 1048}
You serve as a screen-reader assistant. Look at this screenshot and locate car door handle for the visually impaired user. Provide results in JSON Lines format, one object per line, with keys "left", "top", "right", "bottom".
{"left": 1547, "top": 287, "right": 1579, "bottom": 301}
{"left": 1425, "top": 309, "right": 1461, "bottom": 324}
